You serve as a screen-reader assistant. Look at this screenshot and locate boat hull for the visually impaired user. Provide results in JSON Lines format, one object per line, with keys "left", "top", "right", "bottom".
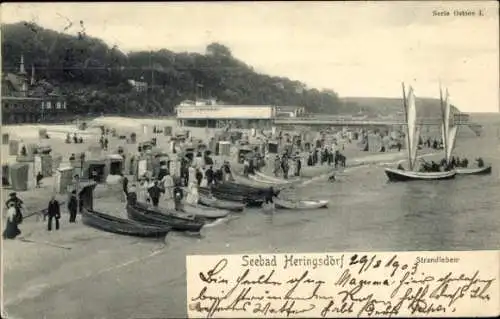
{"left": 198, "top": 195, "right": 245, "bottom": 212}
{"left": 82, "top": 209, "right": 171, "bottom": 238}
{"left": 385, "top": 168, "right": 457, "bottom": 182}
{"left": 181, "top": 203, "right": 230, "bottom": 219}
{"left": 127, "top": 204, "right": 204, "bottom": 232}
{"left": 456, "top": 166, "right": 492, "bottom": 175}
{"left": 253, "top": 171, "right": 300, "bottom": 184}
{"left": 274, "top": 199, "right": 329, "bottom": 210}
{"left": 199, "top": 187, "right": 264, "bottom": 207}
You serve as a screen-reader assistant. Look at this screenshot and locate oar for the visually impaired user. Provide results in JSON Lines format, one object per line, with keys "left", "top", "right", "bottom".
{"left": 18, "top": 238, "right": 72, "bottom": 250}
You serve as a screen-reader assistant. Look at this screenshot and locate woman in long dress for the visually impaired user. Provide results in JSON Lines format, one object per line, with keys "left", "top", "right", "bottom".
{"left": 137, "top": 180, "right": 147, "bottom": 203}
{"left": 3, "top": 202, "right": 21, "bottom": 239}
{"left": 162, "top": 173, "right": 175, "bottom": 210}
{"left": 199, "top": 167, "right": 208, "bottom": 188}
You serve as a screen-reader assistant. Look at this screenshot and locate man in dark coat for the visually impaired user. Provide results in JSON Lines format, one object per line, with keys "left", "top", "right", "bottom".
{"left": 205, "top": 166, "right": 214, "bottom": 185}
{"left": 148, "top": 181, "right": 164, "bottom": 208}
{"left": 121, "top": 173, "right": 129, "bottom": 202}
{"left": 126, "top": 185, "right": 138, "bottom": 206}
{"left": 67, "top": 190, "right": 80, "bottom": 223}
{"left": 195, "top": 168, "right": 203, "bottom": 186}
{"left": 47, "top": 196, "right": 61, "bottom": 231}
{"left": 36, "top": 171, "right": 43, "bottom": 188}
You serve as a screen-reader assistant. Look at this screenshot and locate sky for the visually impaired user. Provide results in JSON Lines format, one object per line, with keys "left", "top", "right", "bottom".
{"left": 2, "top": 1, "right": 499, "bottom": 113}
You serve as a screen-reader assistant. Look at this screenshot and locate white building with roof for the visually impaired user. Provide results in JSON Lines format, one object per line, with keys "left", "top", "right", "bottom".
{"left": 175, "top": 99, "right": 304, "bottom": 129}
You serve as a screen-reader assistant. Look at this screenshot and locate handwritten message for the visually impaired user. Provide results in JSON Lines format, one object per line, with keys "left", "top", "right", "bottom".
{"left": 186, "top": 251, "right": 499, "bottom": 318}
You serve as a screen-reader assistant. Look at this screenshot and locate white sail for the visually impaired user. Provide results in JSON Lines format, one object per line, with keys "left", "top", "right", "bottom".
{"left": 441, "top": 123, "right": 446, "bottom": 157}
{"left": 443, "top": 88, "right": 455, "bottom": 163}
{"left": 446, "top": 125, "right": 458, "bottom": 161}
{"left": 406, "top": 86, "right": 418, "bottom": 170}
{"left": 410, "top": 125, "right": 421, "bottom": 169}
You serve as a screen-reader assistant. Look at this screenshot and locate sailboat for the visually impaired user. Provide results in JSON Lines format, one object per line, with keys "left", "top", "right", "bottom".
{"left": 440, "top": 88, "right": 492, "bottom": 175}
{"left": 385, "top": 83, "right": 457, "bottom": 182}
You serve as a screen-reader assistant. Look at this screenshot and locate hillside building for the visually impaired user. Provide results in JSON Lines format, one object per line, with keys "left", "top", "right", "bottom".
{"left": 127, "top": 79, "right": 148, "bottom": 92}
{"left": 1, "top": 55, "right": 67, "bottom": 124}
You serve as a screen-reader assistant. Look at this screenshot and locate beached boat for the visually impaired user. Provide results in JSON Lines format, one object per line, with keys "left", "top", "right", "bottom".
{"left": 252, "top": 171, "right": 299, "bottom": 184}
{"left": 438, "top": 89, "right": 493, "bottom": 177}
{"left": 199, "top": 187, "right": 264, "bottom": 207}
{"left": 127, "top": 204, "right": 205, "bottom": 232}
{"left": 455, "top": 165, "right": 492, "bottom": 175}
{"left": 385, "top": 83, "right": 456, "bottom": 182}
{"left": 180, "top": 203, "right": 230, "bottom": 219}
{"left": 81, "top": 209, "right": 171, "bottom": 238}
{"left": 198, "top": 194, "right": 245, "bottom": 212}
{"left": 385, "top": 168, "right": 456, "bottom": 181}
{"left": 232, "top": 174, "right": 285, "bottom": 190}
{"left": 274, "top": 198, "right": 329, "bottom": 210}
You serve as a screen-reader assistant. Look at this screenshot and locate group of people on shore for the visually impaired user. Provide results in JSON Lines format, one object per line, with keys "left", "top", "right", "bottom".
{"left": 65, "top": 133, "right": 84, "bottom": 144}
{"left": 307, "top": 145, "right": 347, "bottom": 169}
{"left": 124, "top": 154, "right": 234, "bottom": 211}
{"left": 397, "top": 156, "right": 485, "bottom": 172}
{"left": 273, "top": 153, "right": 301, "bottom": 179}
{"left": 2, "top": 188, "right": 84, "bottom": 239}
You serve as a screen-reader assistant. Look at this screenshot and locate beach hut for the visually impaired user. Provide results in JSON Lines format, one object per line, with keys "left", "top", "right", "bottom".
{"left": 39, "top": 154, "right": 53, "bottom": 177}
{"left": 164, "top": 126, "right": 172, "bottom": 136}
{"left": 267, "top": 141, "right": 279, "bottom": 154}
{"left": 82, "top": 156, "right": 107, "bottom": 183}
{"left": 16, "top": 156, "right": 35, "bottom": 189}
{"left": 106, "top": 154, "right": 124, "bottom": 176}
{"left": 238, "top": 146, "right": 253, "bottom": 164}
{"left": 2, "top": 164, "right": 10, "bottom": 186}
{"left": 9, "top": 162, "right": 29, "bottom": 191}
{"left": 54, "top": 165, "right": 75, "bottom": 194}
{"left": 9, "top": 140, "right": 19, "bottom": 156}
{"left": 218, "top": 141, "right": 231, "bottom": 157}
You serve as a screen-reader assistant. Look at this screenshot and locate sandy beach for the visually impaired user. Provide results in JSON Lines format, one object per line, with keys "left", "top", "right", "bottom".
{"left": 1, "top": 116, "right": 469, "bottom": 319}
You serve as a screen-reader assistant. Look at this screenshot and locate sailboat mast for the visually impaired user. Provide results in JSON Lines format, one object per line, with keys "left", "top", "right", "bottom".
{"left": 439, "top": 85, "right": 449, "bottom": 162}
{"left": 401, "top": 82, "right": 413, "bottom": 170}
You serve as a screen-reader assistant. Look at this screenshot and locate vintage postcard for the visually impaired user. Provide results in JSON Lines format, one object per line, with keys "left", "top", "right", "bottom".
{"left": 1, "top": 1, "right": 499, "bottom": 318}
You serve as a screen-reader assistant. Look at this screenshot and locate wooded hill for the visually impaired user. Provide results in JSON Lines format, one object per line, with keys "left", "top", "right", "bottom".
{"left": 2, "top": 21, "right": 460, "bottom": 117}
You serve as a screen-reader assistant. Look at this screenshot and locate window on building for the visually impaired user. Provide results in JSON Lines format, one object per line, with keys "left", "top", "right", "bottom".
{"left": 63, "top": 101, "right": 67, "bottom": 109}
{"left": 41, "top": 101, "right": 45, "bottom": 110}
{"left": 56, "top": 101, "right": 62, "bottom": 109}
{"left": 46, "top": 101, "right": 52, "bottom": 109}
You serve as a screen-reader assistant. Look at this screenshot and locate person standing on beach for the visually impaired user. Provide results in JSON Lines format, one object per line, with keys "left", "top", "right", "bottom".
{"left": 3, "top": 202, "right": 21, "bottom": 239}
{"left": 121, "top": 173, "right": 129, "bottom": 202}
{"left": 195, "top": 168, "right": 203, "bottom": 186}
{"left": 205, "top": 166, "right": 214, "bottom": 185}
{"left": 148, "top": 181, "right": 164, "bottom": 208}
{"left": 6, "top": 192, "right": 23, "bottom": 212}
{"left": 36, "top": 171, "right": 44, "bottom": 188}
{"left": 67, "top": 190, "right": 79, "bottom": 223}
{"left": 162, "top": 173, "right": 175, "bottom": 209}
{"left": 47, "top": 196, "right": 61, "bottom": 231}
{"left": 274, "top": 156, "right": 281, "bottom": 177}
{"left": 295, "top": 156, "right": 302, "bottom": 176}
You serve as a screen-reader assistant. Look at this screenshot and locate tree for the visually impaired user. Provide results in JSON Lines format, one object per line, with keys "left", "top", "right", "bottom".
{"left": 205, "top": 42, "right": 232, "bottom": 58}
